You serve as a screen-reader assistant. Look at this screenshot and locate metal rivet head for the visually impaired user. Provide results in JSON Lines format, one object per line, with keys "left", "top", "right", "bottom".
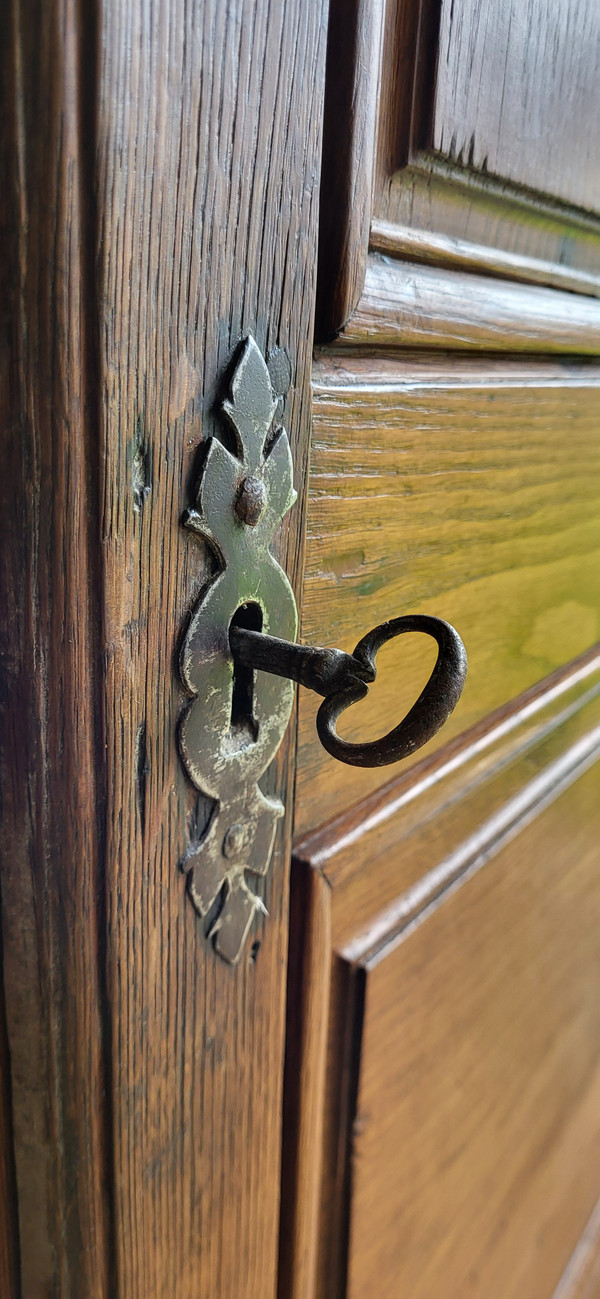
{"left": 222, "top": 823, "right": 247, "bottom": 860}
{"left": 235, "top": 476, "right": 266, "bottom": 526}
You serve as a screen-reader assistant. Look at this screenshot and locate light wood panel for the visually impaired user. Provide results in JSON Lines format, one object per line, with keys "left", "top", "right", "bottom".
{"left": 433, "top": 0, "right": 600, "bottom": 214}
{"left": 295, "top": 357, "right": 600, "bottom": 833}
{"left": 553, "top": 1198, "right": 600, "bottom": 1299}
{"left": 284, "top": 670, "right": 600, "bottom": 1299}
{"left": 347, "top": 757, "right": 600, "bottom": 1299}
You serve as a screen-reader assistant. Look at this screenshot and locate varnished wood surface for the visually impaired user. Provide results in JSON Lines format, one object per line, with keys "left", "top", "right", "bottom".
{"left": 433, "top": 0, "right": 600, "bottom": 214}
{"left": 370, "top": 219, "right": 600, "bottom": 301}
{"left": 0, "top": 2, "right": 111, "bottom": 1294}
{"left": 347, "top": 757, "right": 600, "bottom": 1299}
{"left": 340, "top": 256, "right": 600, "bottom": 352}
{"left": 95, "top": 3, "right": 326, "bottom": 1297}
{"left": 298, "top": 650, "right": 600, "bottom": 950}
{"left": 1, "top": 1, "right": 327, "bottom": 1296}
{"left": 315, "top": 0, "right": 384, "bottom": 338}
{"left": 285, "top": 674, "right": 600, "bottom": 1298}
{"left": 295, "top": 356, "right": 600, "bottom": 833}
{"left": 553, "top": 1198, "right": 600, "bottom": 1299}
{"left": 315, "top": 0, "right": 600, "bottom": 340}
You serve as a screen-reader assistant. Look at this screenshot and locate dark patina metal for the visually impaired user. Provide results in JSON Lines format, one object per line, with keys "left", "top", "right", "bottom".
{"left": 230, "top": 614, "right": 468, "bottom": 768}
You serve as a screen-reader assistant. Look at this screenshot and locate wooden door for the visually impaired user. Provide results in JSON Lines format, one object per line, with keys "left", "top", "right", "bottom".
{"left": 280, "top": 2, "right": 600, "bottom": 1297}
{"left": 1, "top": 2, "right": 600, "bottom": 1298}
{"left": 0, "top": 2, "right": 328, "bottom": 1296}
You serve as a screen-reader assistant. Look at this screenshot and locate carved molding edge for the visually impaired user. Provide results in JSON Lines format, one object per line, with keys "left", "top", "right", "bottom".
{"left": 178, "top": 335, "right": 297, "bottom": 963}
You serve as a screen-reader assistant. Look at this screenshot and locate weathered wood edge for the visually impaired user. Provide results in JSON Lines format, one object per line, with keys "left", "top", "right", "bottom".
{"left": 285, "top": 655, "right": 600, "bottom": 1293}
{"left": 337, "top": 255, "right": 600, "bottom": 352}
{"left": 552, "top": 1194, "right": 600, "bottom": 1299}
{"left": 294, "top": 647, "right": 600, "bottom": 871}
{"left": 314, "top": 0, "right": 384, "bottom": 340}
{"left": 370, "top": 219, "right": 600, "bottom": 301}
{"left": 0, "top": 0, "right": 113, "bottom": 1294}
{"left": 278, "top": 865, "right": 332, "bottom": 1299}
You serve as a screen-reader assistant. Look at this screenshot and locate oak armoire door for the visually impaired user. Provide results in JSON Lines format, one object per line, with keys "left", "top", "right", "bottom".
{"left": 280, "top": 2, "right": 600, "bottom": 1298}
{"left": 2, "top": 1, "right": 600, "bottom": 1298}
{"left": 0, "top": 2, "right": 328, "bottom": 1296}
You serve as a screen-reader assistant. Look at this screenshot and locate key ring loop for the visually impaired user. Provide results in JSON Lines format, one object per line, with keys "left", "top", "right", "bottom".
{"left": 316, "top": 615, "right": 467, "bottom": 768}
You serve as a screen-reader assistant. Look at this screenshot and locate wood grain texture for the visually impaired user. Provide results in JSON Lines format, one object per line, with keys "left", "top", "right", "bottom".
{"left": 0, "top": 0, "right": 112, "bottom": 1294}
{"left": 95, "top": 3, "right": 326, "bottom": 1297}
{"left": 553, "top": 1198, "right": 600, "bottom": 1299}
{"left": 346, "top": 756, "right": 600, "bottom": 1299}
{"left": 295, "top": 357, "right": 600, "bottom": 832}
{"left": 287, "top": 678, "right": 600, "bottom": 1298}
{"left": 340, "top": 255, "right": 600, "bottom": 351}
{"left": 315, "top": 0, "right": 384, "bottom": 339}
{"left": 433, "top": 0, "right": 600, "bottom": 214}
{"left": 370, "top": 219, "right": 600, "bottom": 300}
{"left": 314, "top": 0, "right": 600, "bottom": 339}
{"left": 297, "top": 649, "right": 600, "bottom": 952}
{"left": 0, "top": 926, "right": 19, "bottom": 1297}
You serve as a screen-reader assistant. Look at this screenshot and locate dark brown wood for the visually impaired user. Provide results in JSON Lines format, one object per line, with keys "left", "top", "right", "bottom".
{"left": 345, "top": 758, "right": 600, "bottom": 1299}
{"left": 316, "top": 0, "right": 600, "bottom": 339}
{"left": 0, "top": 934, "right": 19, "bottom": 1297}
{"left": 296, "top": 356, "right": 600, "bottom": 832}
{"left": 0, "top": 1, "right": 112, "bottom": 1294}
{"left": 1, "top": 1, "right": 327, "bottom": 1295}
{"left": 315, "top": 0, "right": 384, "bottom": 339}
{"left": 285, "top": 662, "right": 600, "bottom": 1298}
{"left": 95, "top": 3, "right": 326, "bottom": 1296}
{"left": 433, "top": 0, "right": 600, "bottom": 214}
{"left": 340, "top": 256, "right": 600, "bottom": 351}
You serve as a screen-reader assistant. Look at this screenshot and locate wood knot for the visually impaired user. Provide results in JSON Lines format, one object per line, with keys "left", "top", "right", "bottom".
{"left": 235, "top": 476, "right": 266, "bottom": 526}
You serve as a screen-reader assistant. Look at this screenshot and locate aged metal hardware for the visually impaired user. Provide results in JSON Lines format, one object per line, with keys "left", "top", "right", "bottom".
{"left": 178, "top": 334, "right": 297, "bottom": 964}
{"left": 230, "top": 614, "right": 467, "bottom": 768}
{"left": 178, "top": 333, "right": 467, "bottom": 963}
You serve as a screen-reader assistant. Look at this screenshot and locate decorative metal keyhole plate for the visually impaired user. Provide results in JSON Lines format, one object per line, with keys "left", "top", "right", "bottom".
{"left": 178, "top": 336, "right": 297, "bottom": 963}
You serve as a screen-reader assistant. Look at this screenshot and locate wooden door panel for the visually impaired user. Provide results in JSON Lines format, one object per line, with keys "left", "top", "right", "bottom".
{"left": 296, "top": 357, "right": 600, "bottom": 833}
{"left": 317, "top": 0, "right": 600, "bottom": 340}
{"left": 432, "top": 0, "right": 600, "bottom": 214}
{"left": 283, "top": 668, "right": 600, "bottom": 1298}
{"left": 347, "top": 759, "right": 600, "bottom": 1299}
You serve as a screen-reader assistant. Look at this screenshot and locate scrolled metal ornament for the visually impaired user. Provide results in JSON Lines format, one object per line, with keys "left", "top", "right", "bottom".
{"left": 179, "top": 334, "right": 297, "bottom": 964}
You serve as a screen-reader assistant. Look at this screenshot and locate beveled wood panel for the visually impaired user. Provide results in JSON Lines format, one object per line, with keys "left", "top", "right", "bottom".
{"left": 283, "top": 674, "right": 600, "bottom": 1299}
{"left": 297, "top": 651, "right": 600, "bottom": 953}
{"left": 433, "top": 0, "right": 600, "bottom": 214}
{"left": 346, "top": 758, "right": 600, "bottom": 1299}
{"left": 370, "top": 221, "right": 600, "bottom": 302}
{"left": 339, "top": 257, "right": 600, "bottom": 352}
{"left": 316, "top": 0, "right": 600, "bottom": 340}
{"left": 295, "top": 357, "right": 600, "bottom": 834}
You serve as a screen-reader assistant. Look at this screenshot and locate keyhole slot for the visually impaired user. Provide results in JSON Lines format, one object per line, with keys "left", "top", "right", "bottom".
{"left": 229, "top": 603, "right": 263, "bottom": 747}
